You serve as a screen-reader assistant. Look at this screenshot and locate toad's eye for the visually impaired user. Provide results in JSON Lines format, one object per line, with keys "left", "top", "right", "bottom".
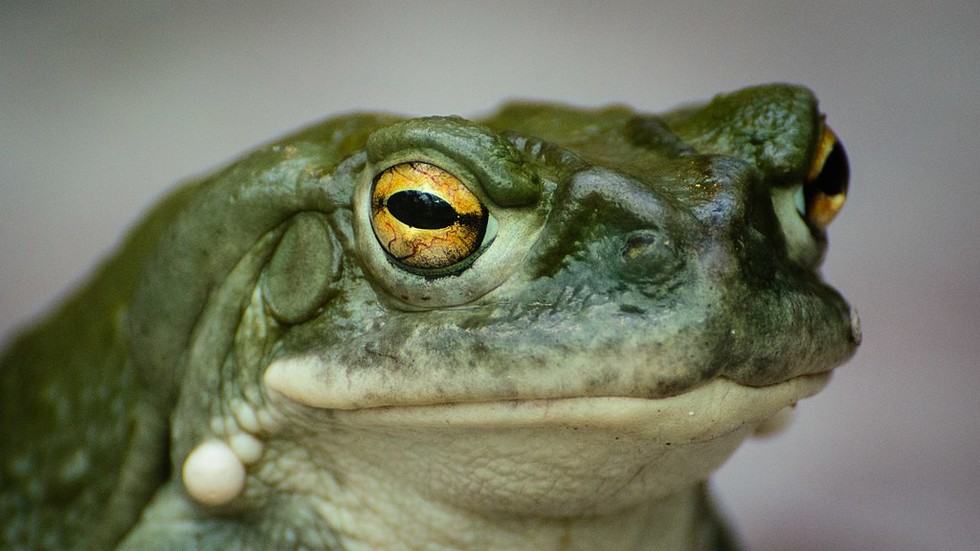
{"left": 370, "top": 162, "right": 494, "bottom": 272}
{"left": 800, "top": 126, "right": 850, "bottom": 229}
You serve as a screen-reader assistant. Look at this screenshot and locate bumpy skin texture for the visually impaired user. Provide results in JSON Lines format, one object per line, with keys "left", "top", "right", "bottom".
{"left": 0, "top": 84, "right": 858, "bottom": 550}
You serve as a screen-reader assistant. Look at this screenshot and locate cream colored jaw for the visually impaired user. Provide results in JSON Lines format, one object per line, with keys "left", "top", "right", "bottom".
{"left": 265, "top": 355, "right": 829, "bottom": 440}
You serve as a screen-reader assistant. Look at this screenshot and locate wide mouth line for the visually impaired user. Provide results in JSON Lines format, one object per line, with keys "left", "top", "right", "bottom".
{"left": 334, "top": 373, "right": 831, "bottom": 411}
{"left": 311, "top": 373, "right": 833, "bottom": 435}
{"left": 264, "top": 353, "right": 834, "bottom": 415}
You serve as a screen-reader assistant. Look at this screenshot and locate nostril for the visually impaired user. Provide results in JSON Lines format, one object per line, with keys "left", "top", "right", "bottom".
{"left": 617, "top": 229, "right": 686, "bottom": 294}
{"left": 622, "top": 230, "right": 660, "bottom": 261}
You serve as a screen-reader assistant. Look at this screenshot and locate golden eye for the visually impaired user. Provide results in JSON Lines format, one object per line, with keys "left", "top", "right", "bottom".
{"left": 802, "top": 125, "right": 850, "bottom": 229}
{"left": 371, "top": 162, "right": 491, "bottom": 271}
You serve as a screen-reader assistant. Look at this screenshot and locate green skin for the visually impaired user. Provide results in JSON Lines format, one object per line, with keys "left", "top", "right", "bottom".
{"left": 0, "top": 84, "right": 858, "bottom": 550}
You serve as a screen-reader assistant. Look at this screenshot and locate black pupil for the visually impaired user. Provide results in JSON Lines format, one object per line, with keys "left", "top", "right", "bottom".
{"left": 386, "top": 190, "right": 459, "bottom": 229}
{"left": 811, "top": 141, "right": 850, "bottom": 196}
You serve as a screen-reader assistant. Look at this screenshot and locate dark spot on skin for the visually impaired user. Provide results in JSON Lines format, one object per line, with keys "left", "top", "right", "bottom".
{"left": 619, "top": 304, "right": 646, "bottom": 315}
{"left": 627, "top": 233, "right": 657, "bottom": 246}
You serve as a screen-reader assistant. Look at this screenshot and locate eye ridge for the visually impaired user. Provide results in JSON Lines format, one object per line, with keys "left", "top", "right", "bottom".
{"left": 386, "top": 189, "right": 459, "bottom": 230}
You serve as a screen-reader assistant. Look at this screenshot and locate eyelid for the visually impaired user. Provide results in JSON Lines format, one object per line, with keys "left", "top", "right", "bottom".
{"left": 365, "top": 116, "right": 540, "bottom": 207}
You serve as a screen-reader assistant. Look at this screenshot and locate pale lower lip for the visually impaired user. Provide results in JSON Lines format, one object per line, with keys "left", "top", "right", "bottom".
{"left": 302, "top": 373, "right": 832, "bottom": 442}
{"left": 265, "top": 352, "right": 834, "bottom": 414}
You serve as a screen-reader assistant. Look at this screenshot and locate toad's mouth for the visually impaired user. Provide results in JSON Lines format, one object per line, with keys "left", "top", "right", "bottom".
{"left": 264, "top": 353, "right": 831, "bottom": 439}
{"left": 328, "top": 374, "right": 828, "bottom": 441}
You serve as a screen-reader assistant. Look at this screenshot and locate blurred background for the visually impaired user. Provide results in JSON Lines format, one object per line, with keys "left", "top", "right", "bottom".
{"left": 1, "top": 1, "right": 977, "bottom": 549}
